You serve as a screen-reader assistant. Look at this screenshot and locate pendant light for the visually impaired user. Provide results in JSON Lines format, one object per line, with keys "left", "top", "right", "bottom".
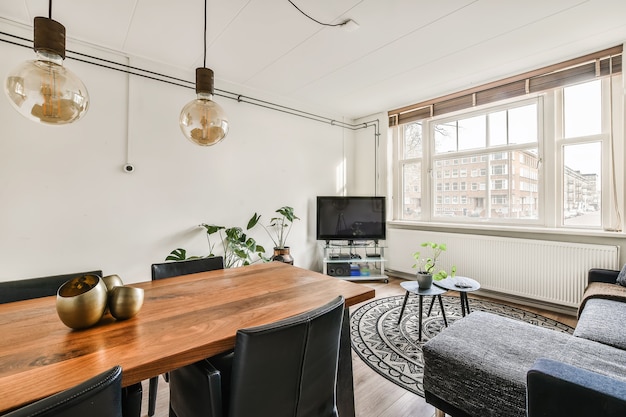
{"left": 179, "top": 0, "right": 228, "bottom": 146}
{"left": 4, "top": 0, "right": 89, "bottom": 125}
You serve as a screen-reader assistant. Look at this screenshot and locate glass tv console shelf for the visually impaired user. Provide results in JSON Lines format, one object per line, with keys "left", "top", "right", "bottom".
{"left": 322, "top": 241, "right": 388, "bottom": 283}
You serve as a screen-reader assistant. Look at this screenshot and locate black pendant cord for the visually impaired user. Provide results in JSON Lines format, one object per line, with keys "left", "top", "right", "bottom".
{"left": 48, "top": 0, "right": 52, "bottom": 19}
{"left": 203, "top": 0, "right": 207, "bottom": 68}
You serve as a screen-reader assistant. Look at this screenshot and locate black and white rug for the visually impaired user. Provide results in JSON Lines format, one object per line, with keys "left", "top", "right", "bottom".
{"left": 350, "top": 294, "right": 574, "bottom": 397}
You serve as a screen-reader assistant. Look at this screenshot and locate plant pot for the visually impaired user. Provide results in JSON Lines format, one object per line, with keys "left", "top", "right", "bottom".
{"left": 416, "top": 272, "right": 433, "bottom": 289}
{"left": 271, "top": 247, "right": 294, "bottom": 265}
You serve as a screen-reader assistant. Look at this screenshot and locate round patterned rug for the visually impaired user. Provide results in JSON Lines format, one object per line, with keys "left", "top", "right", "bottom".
{"left": 350, "top": 294, "right": 574, "bottom": 397}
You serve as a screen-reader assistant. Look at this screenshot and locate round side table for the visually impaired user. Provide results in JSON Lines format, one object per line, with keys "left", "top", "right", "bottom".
{"left": 434, "top": 276, "right": 480, "bottom": 316}
{"left": 397, "top": 281, "right": 448, "bottom": 341}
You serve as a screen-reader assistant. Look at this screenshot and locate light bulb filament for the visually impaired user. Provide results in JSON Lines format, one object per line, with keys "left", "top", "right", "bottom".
{"left": 41, "top": 71, "right": 61, "bottom": 119}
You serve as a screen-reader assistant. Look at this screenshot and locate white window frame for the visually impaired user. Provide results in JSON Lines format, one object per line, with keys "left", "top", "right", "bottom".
{"left": 393, "top": 76, "right": 622, "bottom": 232}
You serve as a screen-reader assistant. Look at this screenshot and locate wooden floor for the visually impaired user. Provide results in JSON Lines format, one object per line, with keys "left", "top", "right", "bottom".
{"left": 144, "top": 276, "right": 577, "bottom": 417}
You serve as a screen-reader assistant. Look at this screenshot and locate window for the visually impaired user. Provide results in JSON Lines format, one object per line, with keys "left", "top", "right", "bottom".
{"left": 561, "top": 80, "right": 603, "bottom": 227}
{"left": 395, "top": 76, "right": 618, "bottom": 229}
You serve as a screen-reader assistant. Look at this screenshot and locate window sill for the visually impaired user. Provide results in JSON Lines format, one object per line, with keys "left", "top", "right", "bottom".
{"left": 387, "top": 220, "right": 626, "bottom": 240}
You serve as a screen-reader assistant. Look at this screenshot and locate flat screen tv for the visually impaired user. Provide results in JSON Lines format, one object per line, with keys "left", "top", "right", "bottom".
{"left": 316, "top": 196, "right": 386, "bottom": 243}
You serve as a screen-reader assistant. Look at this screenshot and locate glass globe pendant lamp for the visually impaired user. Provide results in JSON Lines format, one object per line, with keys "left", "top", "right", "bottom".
{"left": 4, "top": 17, "right": 89, "bottom": 125}
{"left": 179, "top": 67, "right": 228, "bottom": 146}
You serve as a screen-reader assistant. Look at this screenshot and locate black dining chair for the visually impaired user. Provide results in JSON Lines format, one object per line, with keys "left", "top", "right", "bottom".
{"left": 0, "top": 270, "right": 103, "bottom": 304}
{"left": 168, "top": 295, "right": 345, "bottom": 417}
{"left": 3, "top": 365, "right": 123, "bottom": 417}
{"left": 148, "top": 256, "right": 225, "bottom": 417}
{"left": 0, "top": 271, "right": 143, "bottom": 417}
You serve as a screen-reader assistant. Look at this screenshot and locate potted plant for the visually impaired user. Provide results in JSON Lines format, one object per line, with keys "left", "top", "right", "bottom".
{"left": 167, "top": 213, "right": 268, "bottom": 268}
{"left": 412, "top": 242, "right": 456, "bottom": 289}
{"left": 258, "top": 206, "right": 299, "bottom": 264}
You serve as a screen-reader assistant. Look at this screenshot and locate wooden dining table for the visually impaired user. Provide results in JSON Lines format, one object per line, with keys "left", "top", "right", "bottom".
{"left": 0, "top": 262, "right": 375, "bottom": 414}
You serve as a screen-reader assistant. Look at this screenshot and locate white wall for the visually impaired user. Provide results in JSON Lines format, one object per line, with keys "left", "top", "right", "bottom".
{"left": 0, "top": 40, "right": 354, "bottom": 283}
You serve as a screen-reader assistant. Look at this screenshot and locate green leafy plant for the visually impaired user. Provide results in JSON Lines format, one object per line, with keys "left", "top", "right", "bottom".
{"left": 412, "top": 241, "right": 456, "bottom": 280}
{"left": 259, "top": 206, "right": 299, "bottom": 249}
{"left": 167, "top": 214, "right": 267, "bottom": 268}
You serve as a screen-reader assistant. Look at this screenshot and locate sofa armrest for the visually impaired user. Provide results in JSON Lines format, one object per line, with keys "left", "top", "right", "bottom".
{"left": 527, "top": 358, "right": 626, "bottom": 417}
{"left": 588, "top": 268, "right": 619, "bottom": 285}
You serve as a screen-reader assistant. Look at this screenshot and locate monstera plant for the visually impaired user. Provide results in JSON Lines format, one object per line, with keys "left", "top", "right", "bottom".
{"left": 167, "top": 213, "right": 267, "bottom": 268}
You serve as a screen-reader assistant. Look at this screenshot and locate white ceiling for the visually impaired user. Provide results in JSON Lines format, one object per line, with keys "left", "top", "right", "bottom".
{"left": 0, "top": 0, "right": 625, "bottom": 119}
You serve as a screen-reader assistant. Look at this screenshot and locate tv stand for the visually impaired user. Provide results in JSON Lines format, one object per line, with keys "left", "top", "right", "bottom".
{"left": 322, "top": 241, "right": 388, "bottom": 283}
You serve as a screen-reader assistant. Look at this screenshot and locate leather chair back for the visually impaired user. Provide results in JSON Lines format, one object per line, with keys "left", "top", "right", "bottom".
{"left": 151, "top": 257, "right": 224, "bottom": 280}
{"left": 229, "top": 297, "right": 344, "bottom": 417}
{"left": 0, "top": 270, "right": 103, "bottom": 304}
{"left": 169, "top": 295, "right": 345, "bottom": 417}
{"left": 4, "top": 366, "right": 123, "bottom": 417}
{"left": 228, "top": 295, "right": 344, "bottom": 417}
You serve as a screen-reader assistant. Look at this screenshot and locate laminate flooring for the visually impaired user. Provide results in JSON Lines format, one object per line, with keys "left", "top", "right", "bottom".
{"left": 143, "top": 276, "right": 577, "bottom": 417}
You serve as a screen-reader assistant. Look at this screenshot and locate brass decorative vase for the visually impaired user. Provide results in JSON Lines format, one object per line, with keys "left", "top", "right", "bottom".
{"left": 108, "top": 286, "right": 144, "bottom": 320}
{"left": 56, "top": 274, "right": 108, "bottom": 330}
{"left": 102, "top": 274, "right": 124, "bottom": 292}
{"left": 271, "top": 247, "right": 294, "bottom": 265}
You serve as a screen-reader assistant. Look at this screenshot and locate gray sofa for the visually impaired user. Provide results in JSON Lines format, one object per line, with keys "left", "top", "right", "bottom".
{"left": 422, "top": 268, "right": 626, "bottom": 417}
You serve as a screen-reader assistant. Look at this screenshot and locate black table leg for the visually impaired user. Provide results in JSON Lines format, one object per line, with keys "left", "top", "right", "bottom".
{"left": 437, "top": 295, "right": 448, "bottom": 327}
{"left": 418, "top": 295, "right": 424, "bottom": 341}
{"left": 464, "top": 293, "right": 471, "bottom": 314}
{"left": 460, "top": 293, "right": 467, "bottom": 316}
{"left": 397, "top": 291, "right": 410, "bottom": 324}
{"left": 427, "top": 295, "right": 436, "bottom": 316}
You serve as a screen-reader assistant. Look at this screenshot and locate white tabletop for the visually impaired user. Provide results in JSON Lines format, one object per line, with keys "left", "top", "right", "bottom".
{"left": 401, "top": 280, "right": 447, "bottom": 296}
{"left": 434, "top": 276, "right": 480, "bottom": 292}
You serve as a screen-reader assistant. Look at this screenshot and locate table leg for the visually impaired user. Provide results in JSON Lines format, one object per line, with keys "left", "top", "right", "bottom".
{"left": 397, "top": 291, "right": 410, "bottom": 325}
{"left": 337, "top": 307, "right": 356, "bottom": 417}
{"left": 460, "top": 293, "right": 467, "bottom": 317}
{"left": 437, "top": 295, "right": 448, "bottom": 327}
{"left": 427, "top": 295, "right": 436, "bottom": 316}
{"left": 418, "top": 295, "right": 424, "bottom": 342}
{"left": 464, "top": 293, "right": 471, "bottom": 314}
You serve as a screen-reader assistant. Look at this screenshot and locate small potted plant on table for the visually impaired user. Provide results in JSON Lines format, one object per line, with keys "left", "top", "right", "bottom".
{"left": 258, "top": 206, "right": 300, "bottom": 264}
{"left": 412, "top": 242, "right": 456, "bottom": 289}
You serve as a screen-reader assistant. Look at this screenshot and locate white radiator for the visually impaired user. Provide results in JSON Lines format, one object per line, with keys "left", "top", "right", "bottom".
{"left": 387, "top": 229, "right": 620, "bottom": 308}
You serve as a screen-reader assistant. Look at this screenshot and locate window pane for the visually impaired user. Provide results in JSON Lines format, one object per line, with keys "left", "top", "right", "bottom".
{"left": 488, "top": 110, "right": 507, "bottom": 146}
{"left": 458, "top": 115, "right": 486, "bottom": 150}
{"left": 434, "top": 155, "right": 487, "bottom": 219}
{"left": 433, "top": 149, "right": 539, "bottom": 220}
{"left": 402, "top": 162, "right": 421, "bottom": 219}
{"left": 403, "top": 122, "right": 422, "bottom": 159}
{"left": 509, "top": 104, "right": 537, "bottom": 144}
{"left": 563, "top": 142, "right": 601, "bottom": 227}
{"left": 516, "top": 149, "right": 540, "bottom": 219}
{"left": 434, "top": 122, "right": 457, "bottom": 153}
{"left": 564, "top": 80, "right": 601, "bottom": 138}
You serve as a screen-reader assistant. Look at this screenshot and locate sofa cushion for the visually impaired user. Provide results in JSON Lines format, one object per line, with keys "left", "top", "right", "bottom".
{"left": 423, "top": 311, "right": 571, "bottom": 417}
{"left": 553, "top": 333, "right": 626, "bottom": 383}
{"left": 574, "top": 298, "right": 626, "bottom": 350}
